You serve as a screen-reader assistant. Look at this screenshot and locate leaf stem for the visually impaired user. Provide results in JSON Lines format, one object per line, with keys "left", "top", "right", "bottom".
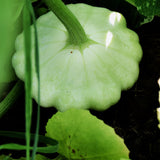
{"left": 45, "top": 0, "right": 88, "bottom": 45}
{"left": 0, "top": 80, "right": 23, "bottom": 118}
{"left": 23, "top": 1, "right": 32, "bottom": 159}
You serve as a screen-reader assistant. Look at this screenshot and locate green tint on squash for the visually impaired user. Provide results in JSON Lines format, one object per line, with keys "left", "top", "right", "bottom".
{"left": 12, "top": 3, "right": 142, "bottom": 111}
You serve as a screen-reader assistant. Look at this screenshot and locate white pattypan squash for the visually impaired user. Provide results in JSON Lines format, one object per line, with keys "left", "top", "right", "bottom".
{"left": 12, "top": 3, "right": 142, "bottom": 111}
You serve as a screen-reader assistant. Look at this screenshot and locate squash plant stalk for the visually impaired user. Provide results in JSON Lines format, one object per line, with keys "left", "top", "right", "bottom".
{"left": 0, "top": 80, "right": 23, "bottom": 118}
{"left": 45, "top": 0, "right": 89, "bottom": 46}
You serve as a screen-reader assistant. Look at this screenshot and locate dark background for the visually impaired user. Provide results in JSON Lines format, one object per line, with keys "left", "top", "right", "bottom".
{"left": 0, "top": 0, "right": 160, "bottom": 160}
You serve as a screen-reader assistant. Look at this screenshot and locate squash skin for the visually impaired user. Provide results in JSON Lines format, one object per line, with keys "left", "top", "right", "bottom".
{"left": 12, "top": 3, "right": 142, "bottom": 111}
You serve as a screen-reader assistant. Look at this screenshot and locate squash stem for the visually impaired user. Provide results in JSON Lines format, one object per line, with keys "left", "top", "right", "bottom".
{"left": 45, "top": 0, "right": 88, "bottom": 45}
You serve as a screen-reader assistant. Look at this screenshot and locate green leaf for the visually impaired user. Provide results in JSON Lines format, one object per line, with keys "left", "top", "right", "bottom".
{"left": 46, "top": 108, "right": 130, "bottom": 160}
{"left": 0, "top": 143, "right": 58, "bottom": 154}
{"left": 11, "top": 0, "right": 25, "bottom": 22}
{"left": 0, "top": 154, "right": 52, "bottom": 160}
{"left": 25, "top": 1, "right": 41, "bottom": 160}
{"left": 125, "top": 0, "right": 136, "bottom": 7}
{"left": 23, "top": 1, "right": 32, "bottom": 159}
{"left": 0, "top": 0, "right": 24, "bottom": 83}
{"left": 23, "top": 0, "right": 41, "bottom": 159}
{"left": 126, "top": 0, "right": 160, "bottom": 17}
{"left": 52, "top": 155, "right": 66, "bottom": 160}
{"left": 0, "top": 155, "right": 12, "bottom": 160}
{"left": 31, "top": 0, "right": 38, "bottom": 3}
{"left": 136, "top": 0, "right": 160, "bottom": 16}
{"left": 0, "top": 131, "right": 58, "bottom": 146}
{"left": 139, "top": 16, "right": 154, "bottom": 26}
